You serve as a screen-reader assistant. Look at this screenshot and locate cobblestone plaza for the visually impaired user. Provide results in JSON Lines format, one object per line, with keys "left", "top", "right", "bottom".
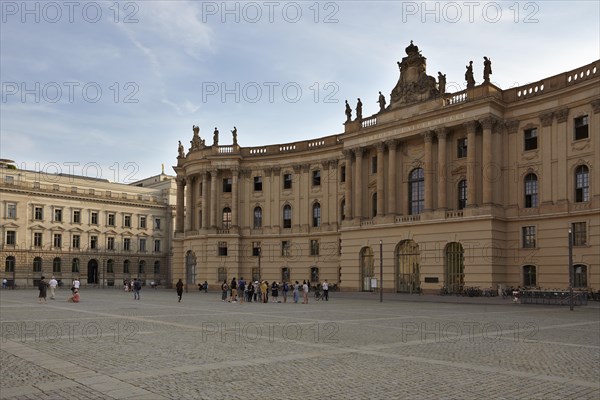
{"left": 1, "top": 289, "right": 599, "bottom": 399}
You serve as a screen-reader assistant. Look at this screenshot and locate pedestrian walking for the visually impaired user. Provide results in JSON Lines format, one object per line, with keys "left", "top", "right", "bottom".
{"left": 238, "top": 277, "right": 246, "bottom": 304}
{"left": 176, "top": 279, "right": 184, "bottom": 302}
{"left": 282, "top": 281, "right": 289, "bottom": 303}
{"left": 271, "top": 281, "right": 279, "bottom": 303}
{"left": 221, "top": 280, "right": 229, "bottom": 301}
{"left": 133, "top": 278, "right": 141, "bottom": 300}
{"left": 38, "top": 276, "right": 49, "bottom": 304}
{"left": 72, "top": 277, "right": 80, "bottom": 294}
{"left": 293, "top": 281, "right": 300, "bottom": 303}
{"left": 260, "top": 280, "right": 268, "bottom": 303}
{"left": 229, "top": 277, "right": 237, "bottom": 302}
{"left": 322, "top": 280, "right": 329, "bottom": 301}
{"left": 49, "top": 276, "right": 58, "bottom": 300}
{"left": 302, "top": 280, "right": 309, "bottom": 304}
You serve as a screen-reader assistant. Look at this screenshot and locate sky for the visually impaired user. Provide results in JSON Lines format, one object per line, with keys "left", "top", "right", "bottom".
{"left": 1, "top": 0, "right": 599, "bottom": 183}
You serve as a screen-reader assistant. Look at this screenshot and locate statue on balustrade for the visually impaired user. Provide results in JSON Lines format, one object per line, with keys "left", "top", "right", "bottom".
{"left": 213, "top": 127, "right": 219, "bottom": 146}
{"left": 483, "top": 56, "right": 492, "bottom": 83}
{"left": 465, "top": 60, "right": 475, "bottom": 89}
{"left": 437, "top": 72, "right": 446, "bottom": 96}
{"left": 231, "top": 126, "right": 238, "bottom": 146}
{"left": 344, "top": 100, "right": 352, "bottom": 122}
{"left": 177, "top": 140, "right": 185, "bottom": 158}
{"left": 377, "top": 91, "right": 386, "bottom": 112}
{"left": 355, "top": 98, "right": 363, "bottom": 121}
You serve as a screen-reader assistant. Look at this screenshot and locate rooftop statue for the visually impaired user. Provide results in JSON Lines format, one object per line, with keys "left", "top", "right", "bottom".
{"left": 344, "top": 100, "right": 352, "bottom": 123}
{"left": 377, "top": 91, "right": 386, "bottom": 112}
{"left": 190, "top": 125, "right": 205, "bottom": 150}
{"left": 390, "top": 41, "right": 439, "bottom": 107}
{"left": 438, "top": 72, "right": 446, "bottom": 96}
{"left": 177, "top": 140, "right": 185, "bottom": 158}
{"left": 213, "top": 127, "right": 219, "bottom": 146}
{"left": 483, "top": 56, "right": 492, "bottom": 83}
{"left": 355, "top": 98, "right": 363, "bottom": 120}
{"left": 232, "top": 126, "right": 238, "bottom": 146}
{"left": 465, "top": 61, "right": 475, "bottom": 89}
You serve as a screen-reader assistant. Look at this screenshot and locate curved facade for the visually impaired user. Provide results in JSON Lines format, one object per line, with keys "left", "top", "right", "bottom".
{"left": 172, "top": 46, "right": 600, "bottom": 293}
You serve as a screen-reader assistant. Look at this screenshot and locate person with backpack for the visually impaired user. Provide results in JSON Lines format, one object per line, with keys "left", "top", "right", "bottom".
{"left": 282, "top": 281, "right": 289, "bottom": 303}
{"left": 229, "top": 277, "right": 237, "bottom": 302}
{"left": 238, "top": 277, "right": 246, "bottom": 304}
{"left": 38, "top": 276, "right": 49, "bottom": 304}
{"left": 221, "top": 280, "right": 229, "bottom": 301}
{"left": 133, "top": 278, "right": 142, "bottom": 300}
{"left": 176, "top": 279, "right": 184, "bottom": 302}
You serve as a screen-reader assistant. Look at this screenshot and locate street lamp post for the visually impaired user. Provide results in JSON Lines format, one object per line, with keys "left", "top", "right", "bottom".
{"left": 379, "top": 240, "right": 383, "bottom": 303}
{"left": 568, "top": 228, "right": 574, "bottom": 311}
{"left": 258, "top": 247, "right": 261, "bottom": 282}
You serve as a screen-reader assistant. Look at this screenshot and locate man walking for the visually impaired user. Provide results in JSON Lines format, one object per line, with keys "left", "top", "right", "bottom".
{"left": 49, "top": 276, "right": 58, "bottom": 300}
{"left": 322, "top": 280, "right": 329, "bottom": 301}
{"left": 133, "top": 278, "right": 141, "bottom": 300}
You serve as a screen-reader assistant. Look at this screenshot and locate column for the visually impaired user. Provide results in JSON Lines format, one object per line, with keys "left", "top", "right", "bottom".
{"left": 480, "top": 117, "right": 495, "bottom": 205}
{"left": 424, "top": 131, "right": 434, "bottom": 211}
{"left": 263, "top": 168, "right": 271, "bottom": 227}
{"left": 465, "top": 121, "right": 478, "bottom": 207}
{"left": 386, "top": 140, "right": 398, "bottom": 215}
{"left": 539, "top": 112, "right": 554, "bottom": 205}
{"left": 176, "top": 178, "right": 185, "bottom": 232}
{"left": 555, "top": 109, "right": 569, "bottom": 203}
{"left": 354, "top": 148, "right": 363, "bottom": 220}
{"left": 376, "top": 143, "right": 385, "bottom": 216}
{"left": 272, "top": 167, "right": 281, "bottom": 228}
{"left": 321, "top": 160, "right": 330, "bottom": 225}
{"left": 184, "top": 177, "right": 193, "bottom": 231}
{"left": 293, "top": 165, "right": 302, "bottom": 227}
{"left": 210, "top": 168, "right": 218, "bottom": 228}
{"left": 231, "top": 168, "right": 239, "bottom": 227}
{"left": 436, "top": 128, "right": 448, "bottom": 210}
{"left": 343, "top": 150, "right": 353, "bottom": 221}
{"left": 201, "top": 172, "right": 208, "bottom": 229}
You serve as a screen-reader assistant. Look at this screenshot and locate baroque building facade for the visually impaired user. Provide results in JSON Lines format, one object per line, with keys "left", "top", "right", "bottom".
{"left": 173, "top": 44, "right": 599, "bottom": 293}
{"left": 0, "top": 169, "right": 176, "bottom": 288}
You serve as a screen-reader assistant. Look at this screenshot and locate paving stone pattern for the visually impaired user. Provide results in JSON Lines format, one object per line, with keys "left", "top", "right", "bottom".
{"left": 1, "top": 289, "right": 598, "bottom": 399}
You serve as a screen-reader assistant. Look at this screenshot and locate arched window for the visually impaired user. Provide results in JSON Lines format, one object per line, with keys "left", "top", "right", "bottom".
{"left": 523, "top": 265, "right": 536, "bottom": 287}
{"left": 72, "top": 258, "right": 79, "bottom": 273}
{"left": 253, "top": 207, "right": 262, "bottom": 229}
{"left": 107, "top": 259, "right": 114, "bottom": 274}
{"left": 575, "top": 165, "right": 589, "bottom": 202}
{"left": 524, "top": 173, "right": 538, "bottom": 208}
{"left": 222, "top": 207, "right": 232, "bottom": 229}
{"left": 409, "top": 168, "right": 424, "bottom": 215}
{"left": 312, "top": 202, "right": 321, "bottom": 227}
{"left": 5, "top": 256, "right": 15, "bottom": 272}
{"left": 123, "top": 259, "right": 130, "bottom": 274}
{"left": 33, "top": 257, "right": 42, "bottom": 273}
{"left": 457, "top": 180, "right": 467, "bottom": 210}
{"left": 283, "top": 205, "right": 292, "bottom": 228}
{"left": 372, "top": 193, "right": 377, "bottom": 217}
{"left": 154, "top": 261, "right": 160, "bottom": 274}
{"left": 573, "top": 264, "right": 587, "bottom": 288}
{"left": 138, "top": 260, "right": 146, "bottom": 274}
{"left": 53, "top": 257, "right": 61, "bottom": 273}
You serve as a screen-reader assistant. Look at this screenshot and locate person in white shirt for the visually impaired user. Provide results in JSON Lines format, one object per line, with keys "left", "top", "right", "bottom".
{"left": 322, "top": 280, "right": 329, "bottom": 301}
{"left": 49, "top": 276, "right": 58, "bottom": 300}
{"left": 72, "top": 278, "right": 80, "bottom": 294}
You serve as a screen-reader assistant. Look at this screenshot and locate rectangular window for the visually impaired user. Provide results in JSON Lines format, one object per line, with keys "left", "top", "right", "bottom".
{"left": 6, "top": 203, "right": 17, "bottom": 219}
{"left": 91, "top": 211, "right": 98, "bottom": 225}
{"left": 457, "top": 138, "right": 467, "bottom": 158}
{"left": 154, "top": 218, "right": 161, "bottom": 230}
{"left": 123, "top": 238, "right": 131, "bottom": 251}
{"left": 90, "top": 236, "right": 98, "bottom": 249}
{"left": 154, "top": 239, "right": 161, "bottom": 252}
{"left": 107, "top": 237, "right": 115, "bottom": 250}
{"left": 574, "top": 115, "right": 589, "bottom": 140}
{"left": 340, "top": 166, "right": 346, "bottom": 183}
{"left": 34, "top": 232, "right": 43, "bottom": 247}
{"left": 72, "top": 235, "right": 80, "bottom": 249}
{"left": 6, "top": 231, "right": 16, "bottom": 245}
{"left": 218, "top": 241, "right": 228, "bottom": 256}
{"left": 312, "top": 170, "right": 321, "bottom": 186}
{"left": 572, "top": 222, "right": 587, "bottom": 246}
{"left": 139, "top": 216, "right": 147, "bottom": 229}
{"left": 139, "top": 238, "right": 146, "bottom": 252}
{"left": 371, "top": 156, "right": 377, "bottom": 174}
{"left": 53, "top": 233, "right": 62, "bottom": 248}
{"left": 54, "top": 208, "right": 63, "bottom": 222}
{"left": 281, "top": 240, "right": 291, "bottom": 257}
{"left": 73, "top": 210, "right": 81, "bottom": 223}
{"left": 223, "top": 178, "right": 232, "bottom": 193}
{"left": 283, "top": 173, "right": 292, "bottom": 189}
{"left": 108, "top": 213, "right": 115, "bottom": 226}
{"left": 34, "top": 206, "right": 43, "bottom": 220}
{"left": 254, "top": 176, "right": 262, "bottom": 191}
{"left": 252, "top": 241, "right": 261, "bottom": 257}
{"left": 522, "top": 226, "right": 536, "bottom": 248}
{"left": 124, "top": 215, "right": 131, "bottom": 228}
{"left": 524, "top": 128, "right": 538, "bottom": 151}
{"left": 310, "top": 239, "right": 320, "bottom": 256}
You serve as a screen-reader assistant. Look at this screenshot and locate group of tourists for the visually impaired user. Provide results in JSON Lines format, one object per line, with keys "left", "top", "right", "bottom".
{"left": 219, "top": 278, "right": 330, "bottom": 304}
{"left": 37, "top": 276, "right": 80, "bottom": 303}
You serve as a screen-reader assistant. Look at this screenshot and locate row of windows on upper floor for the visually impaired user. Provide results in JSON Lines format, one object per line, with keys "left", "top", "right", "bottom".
{"left": 3, "top": 232, "right": 163, "bottom": 253}
{"left": 4, "top": 256, "right": 161, "bottom": 275}
{"left": 2, "top": 205, "right": 163, "bottom": 230}
{"left": 217, "top": 115, "right": 591, "bottom": 194}
{"left": 214, "top": 164, "right": 591, "bottom": 227}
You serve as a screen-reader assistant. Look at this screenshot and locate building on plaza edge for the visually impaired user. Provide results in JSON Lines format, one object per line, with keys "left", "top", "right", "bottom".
{"left": 172, "top": 43, "right": 599, "bottom": 293}
{"left": 1, "top": 166, "right": 176, "bottom": 289}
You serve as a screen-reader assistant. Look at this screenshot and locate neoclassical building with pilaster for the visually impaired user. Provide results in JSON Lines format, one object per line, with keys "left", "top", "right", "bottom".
{"left": 172, "top": 43, "right": 599, "bottom": 293}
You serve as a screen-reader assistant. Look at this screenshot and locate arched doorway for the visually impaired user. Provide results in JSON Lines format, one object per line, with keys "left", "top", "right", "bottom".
{"left": 359, "top": 247, "right": 374, "bottom": 291}
{"left": 185, "top": 251, "right": 196, "bottom": 286}
{"left": 395, "top": 240, "right": 420, "bottom": 293}
{"left": 87, "top": 259, "right": 98, "bottom": 284}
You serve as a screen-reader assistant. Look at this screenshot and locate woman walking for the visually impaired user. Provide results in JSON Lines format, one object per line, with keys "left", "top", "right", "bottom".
{"left": 302, "top": 280, "right": 309, "bottom": 304}
{"left": 38, "top": 276, "right": 49, "bottom": 304}
{"left": 293, "top": 281, "right": 300, "bottom": 303}
{"left": 221, "top": 280, "right": 229, "bottom": 301}
{"left": 176, "top": 279, "right": 184, "bottom": 302}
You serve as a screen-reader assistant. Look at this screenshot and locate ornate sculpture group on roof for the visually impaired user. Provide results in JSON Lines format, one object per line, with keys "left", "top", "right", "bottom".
{"left": 189, "top": 125, "right": 206, "bottom": 152}
{"left": 390, "top": 40, "right": 439, "bottom": 106}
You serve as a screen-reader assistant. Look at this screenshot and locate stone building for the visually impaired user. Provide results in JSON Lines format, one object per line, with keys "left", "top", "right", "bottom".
{"left": 0, "top": 168, "right": 176, "bottom": 288}
{"left": 172, "top": 44, "right": 599, "bottom": 293}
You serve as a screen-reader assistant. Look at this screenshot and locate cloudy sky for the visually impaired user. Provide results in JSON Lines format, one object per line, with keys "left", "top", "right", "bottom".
{"left": 1, "top": 1, "right": 599, "bottom": 183}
